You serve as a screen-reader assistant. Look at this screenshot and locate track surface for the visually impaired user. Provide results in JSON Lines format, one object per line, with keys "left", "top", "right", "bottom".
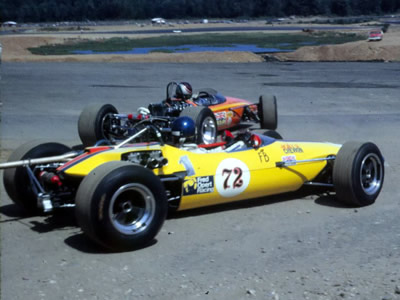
{"left": 1, "top": 62, "right": 400, "bottom": 300}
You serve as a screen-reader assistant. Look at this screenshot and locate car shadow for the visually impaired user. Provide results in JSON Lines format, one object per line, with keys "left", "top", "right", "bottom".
{"left": 0, "top": 204, "right": 32, "bottom": 221}
{"left": 64, "top": 234, "right": 111, "bottom": 254}
{"left": 314, "top": 194, "right": 358, "bottom": 208}
{"left": 0, "top": 203, "right": 158, "bottom": 253}
{"left": 64, "top": 234, "right": 158, "bottom": 254}
{"left": 168, "top": 188, "right": 349, "bottom": 220}
{"left": 0, "top": 188, "right": 352, "bottom": 253}
{"left": 29, "top": 207, "right": 78, "bottom": 233}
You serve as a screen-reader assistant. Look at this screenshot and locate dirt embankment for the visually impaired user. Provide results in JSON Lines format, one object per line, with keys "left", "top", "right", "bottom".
{"left": 1, "top": 24, "right": 399, "bottom": 63}
{"left": 271, "top": 27, "right": 400, "bottom": 62}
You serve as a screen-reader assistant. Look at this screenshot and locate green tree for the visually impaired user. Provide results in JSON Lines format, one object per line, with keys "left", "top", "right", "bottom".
{"left": 381, "top": 0, "right": 397, "bottom": 11}
{"left": 331, "top": 0, "right": 350, "bottom": 16}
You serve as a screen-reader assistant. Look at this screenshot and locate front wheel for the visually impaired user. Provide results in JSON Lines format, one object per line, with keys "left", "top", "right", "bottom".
{"left": 180, "top": 106, "right": 217, "bottom": 144}
{"left": 333, "top": 142, "right": 384, "bottom": 207}
{"left": 78, "top": 103, "right": 118, "bottom": 147}
{"left": 258, "top": 95, "right": 277, "bottom": 130}
{"left": 75, "top": 161, "right": 168, "bottom": 251}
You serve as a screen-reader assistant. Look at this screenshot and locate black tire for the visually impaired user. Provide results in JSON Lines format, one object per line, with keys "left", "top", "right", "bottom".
{"left": 75, "top": 161, "right": 168, "bottom": 251}
{"left": 78, "top": 103, "right": 118, "bottom": 147}
{"left": 333, "top": 141, "right": 384, "bottom": 207}
{"left": 262, "top": 130, "right": 283, "bottom": 139}
{"left": 180, "top": 106, "right": 217, "bottom": 144}
{"left": 258, "top": 95, "right": 278, "bottom": 130}
{"left": 3, "top": 141, "right": 72, "bottom": 214}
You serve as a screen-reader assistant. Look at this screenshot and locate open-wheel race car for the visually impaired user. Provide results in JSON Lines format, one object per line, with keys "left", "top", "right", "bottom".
{"left": 1, "top": 118, "right": 384, "bottom": 251}
{"left": 78, "top": 81, "right": 277, "bottom": 147}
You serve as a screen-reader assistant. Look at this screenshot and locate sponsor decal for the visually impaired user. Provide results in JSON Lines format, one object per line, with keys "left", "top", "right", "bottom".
{"left": 215, "top": 111, "right": 227, "bottom": 126}
{"left": 282, "top": 155, "right": 296, "bottom": 162}
{"left": 258, "top": 149, "right": 270, "bottom": 163}
{"left": 281, "top": 144, "right": 304, "bottom": 154}
{"left": 215, "top": 158, "right": 250, "bottom": 198}
{"left": 183, "top": 176, "right": 214, "bottom": 196}
{"left": 226, "top": 111, "right": 234, "bottom": 125}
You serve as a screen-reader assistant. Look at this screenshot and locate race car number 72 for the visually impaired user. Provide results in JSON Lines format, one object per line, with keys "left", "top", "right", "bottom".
{"left": 216, "top": 158, "right": 250, "bottom": 197}
{"left": 222, "top": 167, "right": 243, "bottom": 189}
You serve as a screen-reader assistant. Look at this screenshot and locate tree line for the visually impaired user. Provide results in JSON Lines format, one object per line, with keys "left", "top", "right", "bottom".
{"left": 1, "top": 0, "right": 399, "bottom": 23}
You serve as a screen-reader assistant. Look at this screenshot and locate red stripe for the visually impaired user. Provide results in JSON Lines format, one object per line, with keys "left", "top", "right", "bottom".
{"left": 57, "top": 146, "right": 111, "bottom": 172}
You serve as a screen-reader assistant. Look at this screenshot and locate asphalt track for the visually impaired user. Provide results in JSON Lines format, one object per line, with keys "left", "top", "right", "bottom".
{"left": 1, "top": 62, "right": 400, "bottom": 299}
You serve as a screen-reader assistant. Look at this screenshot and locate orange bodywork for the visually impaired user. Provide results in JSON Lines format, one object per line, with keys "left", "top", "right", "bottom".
{"left": 188, "top": 96, "right": 257, "bottom": 130}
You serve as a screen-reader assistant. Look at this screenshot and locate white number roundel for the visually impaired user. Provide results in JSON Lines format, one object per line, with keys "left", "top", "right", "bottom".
{"left": 215, "top": 158, "right": 250, "bottom": 198}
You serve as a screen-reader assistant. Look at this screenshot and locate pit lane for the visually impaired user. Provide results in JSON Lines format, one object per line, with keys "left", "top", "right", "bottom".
{"left": 1, "top": 62, "right": 400, "bottom": 300}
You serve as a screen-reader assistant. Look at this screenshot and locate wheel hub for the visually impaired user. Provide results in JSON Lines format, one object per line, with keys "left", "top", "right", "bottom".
{"left": 201, "top": 116, "right": 216, "bottom": 144}
{"left": 360, "top": 153, "right": 383, "bottom": 195}
{"left": 109, "top": 183, "right": 156, "bottom": 235}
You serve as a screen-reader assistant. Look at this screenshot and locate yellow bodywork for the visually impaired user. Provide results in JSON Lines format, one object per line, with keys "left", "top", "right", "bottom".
{"left": 62, "top": 141, "right": 341, "bottom": 211}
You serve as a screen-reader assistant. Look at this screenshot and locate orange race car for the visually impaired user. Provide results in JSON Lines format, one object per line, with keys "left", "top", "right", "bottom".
{"left": 78, "top": 81, "right": 278, "bottom": 146}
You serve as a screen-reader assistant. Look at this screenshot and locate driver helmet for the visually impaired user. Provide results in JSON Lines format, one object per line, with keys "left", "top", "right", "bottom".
{"left": 172, "top": 116, "right": 196, "bottom": 144}
{"left": 176, "top": 82, "right": 193, "bottom": 100}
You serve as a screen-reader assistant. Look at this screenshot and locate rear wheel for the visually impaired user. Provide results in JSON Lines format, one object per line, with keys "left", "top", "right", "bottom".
{"left": 258, "top": 95, "right": 277, "bottom": 130}
{"left": 180, "top": 106, "right": 217, "bottom": 144}
{"left": 75, "top": 161, "right": 168, "bottom": 251}
{"left": 3, "top": 141, "right": 71, "bottom": 214}
{"left": 78, "top": 103, "right": 118, "bottom": 147}
{"left": 333, "top": 142, "right": 384, "bottom": 206}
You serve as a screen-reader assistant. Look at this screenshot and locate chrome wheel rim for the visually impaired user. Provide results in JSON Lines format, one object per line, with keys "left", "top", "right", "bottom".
{"left": 201, "top": 117, "right": 217, "bottom": 144}
{"left": 360, "top": 153, "right": 383, "bottom": 195}
{"left": 109, "top": 183, "right": 156, "bottom": 235}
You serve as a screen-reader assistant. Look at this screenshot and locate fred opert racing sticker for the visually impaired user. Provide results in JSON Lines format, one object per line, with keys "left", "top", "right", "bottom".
{"left": 215, "top": 158, "right": 250, "bottom": 198}
{"left": 183, "top": 176, "right": 214, "bottom": 196}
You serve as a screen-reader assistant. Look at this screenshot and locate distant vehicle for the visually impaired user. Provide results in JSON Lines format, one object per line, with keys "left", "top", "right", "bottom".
{"left": 2, "top": 21, "right": 17, "bottom": 27}
{"left": 368, "top": 30, "right": 383, "bottom": 41}
{"left": 151, "top": 18, "right": 166, "bottom": 25}
{"left": 77, "top": 81, "right": 278, "bottom": 146}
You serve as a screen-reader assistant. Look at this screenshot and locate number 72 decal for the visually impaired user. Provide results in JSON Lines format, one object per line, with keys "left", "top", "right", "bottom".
{"left": 215, "top": 158, "right": 250, "bottom": 197}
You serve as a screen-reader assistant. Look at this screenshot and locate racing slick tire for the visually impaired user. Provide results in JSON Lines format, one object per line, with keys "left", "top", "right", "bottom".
{"left": 3, "top": 141, "right": 72, "bottom": 215}
{"left": 333, "top": 141, "right": 384, "bottom": 207}
{"left": 180, "top": 106, "right": 217, "bottom": 144}
{"left": 78, "top": 103, "right": 118, "bottom": 147}
{"left": 258, "top": 95, "right": 278, "bottom": 130}
{"left": 262, "top": 130, "right": 283, "bottom": 140}
{"left": 75, "top": 161, "right": 168, "bottom": 251}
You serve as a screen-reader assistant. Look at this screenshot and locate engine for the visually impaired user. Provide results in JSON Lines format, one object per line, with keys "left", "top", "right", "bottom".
{"left": 122, "top": 150, "right": 168, "bottom": 169}
{"left": 148, "top": 100, "right": 193, "bottom": 117}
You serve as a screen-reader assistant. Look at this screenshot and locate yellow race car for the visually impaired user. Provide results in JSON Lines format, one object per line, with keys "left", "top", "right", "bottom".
{"left": 1, "top": 120, "right": 384, "bottom": 251}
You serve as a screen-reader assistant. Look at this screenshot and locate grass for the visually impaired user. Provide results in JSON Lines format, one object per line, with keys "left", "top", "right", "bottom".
{"left": 39, "top": 26, "right": 91, "bottom": 32}
{"left": 28, "top": 32, "right": 365, "bottom": 55}
{"left": 149, "top": 49, "right": 174, "bottom": 53}
{"left": 309, "top": 16, "right": 378, "bottom": 24}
